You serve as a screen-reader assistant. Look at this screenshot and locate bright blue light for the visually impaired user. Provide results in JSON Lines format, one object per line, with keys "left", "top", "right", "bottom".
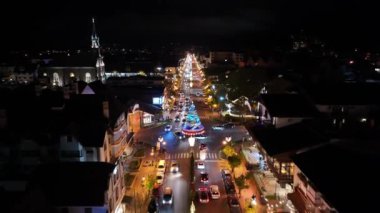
{"left": 212, "top": 85, "right": 215, "bottom": 90}
{"left": 219, "top": 97, "right": 224, "bottom": 101}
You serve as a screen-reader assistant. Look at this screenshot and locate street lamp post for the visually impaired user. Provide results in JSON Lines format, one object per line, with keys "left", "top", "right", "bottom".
{"left": 190, "top": 201, "right": 196, "bottom": 213}
{"left": 188, "top": 136, "right": 195, "bottom": 153}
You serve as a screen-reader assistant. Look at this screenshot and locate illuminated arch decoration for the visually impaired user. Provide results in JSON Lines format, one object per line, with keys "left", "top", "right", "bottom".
{"left": 182, "top": 109, "right": 205, "bottom": 136}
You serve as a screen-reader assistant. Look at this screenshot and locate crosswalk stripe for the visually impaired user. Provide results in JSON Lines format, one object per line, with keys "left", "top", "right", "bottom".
{"left": 164, "top": 152, "right": 219, "bottom": 160}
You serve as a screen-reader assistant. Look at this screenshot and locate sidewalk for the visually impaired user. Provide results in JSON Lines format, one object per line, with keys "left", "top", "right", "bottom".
{"left": 123, "top": 143, "right": 156, "bottom": 213}
{"left": 234, "top": 164, "right": 266, "bottom": 213}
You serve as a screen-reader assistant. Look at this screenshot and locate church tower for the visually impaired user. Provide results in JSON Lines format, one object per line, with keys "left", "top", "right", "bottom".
{"left": 91, "top": 18, "right": 100, "bottom": 49}
{"left": 91, "top": 17, "right": 106, "bottom": 83}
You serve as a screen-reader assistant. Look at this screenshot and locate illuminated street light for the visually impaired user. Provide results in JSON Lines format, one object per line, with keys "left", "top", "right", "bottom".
{"left": 225, "top": 136, "right": 232, "bottom": 143}
{"left": 158, "top": 136, "right": 164, "bottom": 143}
{"left": 200, "top": 150, "right": 207, "bottom": 161}
{"left": 188, "top": 137, "right": 195, "bottom": 147}
{"left": 190, "top": 201, "right": 196, "bottom": 213}
{"left": 150, "top": 147, "right": 154, "bottom": 156}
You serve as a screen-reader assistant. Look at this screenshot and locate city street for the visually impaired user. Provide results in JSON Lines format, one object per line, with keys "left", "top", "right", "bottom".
{"left": 133, "top": 54, "right": 249, "bottom": 213}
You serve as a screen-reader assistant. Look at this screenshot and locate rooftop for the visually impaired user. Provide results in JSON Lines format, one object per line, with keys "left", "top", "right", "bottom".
{"left": 292, "top": 140, "right": 380, "bottom": 213}
{"left": 249, "top": 122, "right": 328, "bottom": 157}
{"left": 259, "top": 94, "right": 320, "bottom": 117}
{"left": 31, "top": 162, "right": 115, "bottom": 206}
{"left": 305, "top": 83, "right": 380, "bottom": 105}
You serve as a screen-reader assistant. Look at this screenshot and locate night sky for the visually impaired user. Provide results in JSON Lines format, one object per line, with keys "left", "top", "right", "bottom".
{"left": 0, "top": 0, "right": 378, "bottom": 50}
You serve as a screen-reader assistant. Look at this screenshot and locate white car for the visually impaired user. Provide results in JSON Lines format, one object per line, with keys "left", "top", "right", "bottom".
{"left": 170, "top": 160, "right": 179, "bottom": 173}
{"left": 197, "top": 161, "right": 205, "bottom": 170}
{"left": 156, "top": 172, "right": 165, "bottom": 185}
{"left": 210, "top": 185, "right": 221, "bottom": 199}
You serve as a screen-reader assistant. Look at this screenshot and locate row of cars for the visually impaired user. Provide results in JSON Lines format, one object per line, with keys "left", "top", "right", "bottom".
{"left": 149, "top": 159, "right": 179, "bottom": 210}
{"left": 221, "top": 169, "right": 242, "bottom": 212}
{"left": 196, "top": 161, "right": 221, "bottom": 204}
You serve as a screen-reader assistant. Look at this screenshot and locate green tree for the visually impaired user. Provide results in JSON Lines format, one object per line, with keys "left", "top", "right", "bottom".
{"left": 222, "top": 145, "right": 237, "bottom": 158}
{"left": 228, "top": 155, "right": 242, "bottom": 172}
{"left": 235, "top": 174, "right": 248, "bottom": 195}
{"left": 144, "top": 174, "right": 155, "bottom": 191}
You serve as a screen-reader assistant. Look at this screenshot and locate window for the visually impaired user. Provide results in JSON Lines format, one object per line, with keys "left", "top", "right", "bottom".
{"left": 85, "top": 208, "right": 92, "bottom": 213}
{"left": 85, "top": 72, "right": 92, "bottom": 83}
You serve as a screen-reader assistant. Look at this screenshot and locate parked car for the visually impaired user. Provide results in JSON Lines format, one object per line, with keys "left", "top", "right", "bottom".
{"left": 221, "top": 169, "right": 232, "bottom": 180}
{"left": 157, "top": 160, "right": 166, "bottom": 172}
{"left": 224, "top": 180, "right": 236, "bottom": 194}
{"left": 152, "top": 183, "right": 160, "bottom": 198}
{"left": 210, "top": 185, "right": 221, "bottom": 199}
{"left": 228, "top": 195, "right": 241, "bottom": 208}
{"left": 198, "top": 187, "right": 209, "bottom": 203}
{"left": 162, "top": 187, "right": 173, "bottom": 205}
{"left": 148, "top": 197, "right": 158, "bottom": 213}
{"left": 156, "top": 171, "right": 165, "bottom": 185}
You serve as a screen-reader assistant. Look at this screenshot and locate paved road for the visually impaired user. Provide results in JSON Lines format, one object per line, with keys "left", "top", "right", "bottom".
{"left": 193, "top": 160, "right": 230, "bottom": 213}
{"left": 158, "top": 158, "right": 190, "bottom": 213}
{"left": 132, "top": 55, "right": 249, "bottom": 213}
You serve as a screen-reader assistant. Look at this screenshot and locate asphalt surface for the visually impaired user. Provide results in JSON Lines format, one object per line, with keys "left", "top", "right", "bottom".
{"left": 133, "top": 56, "right": 248, "bottom": 213}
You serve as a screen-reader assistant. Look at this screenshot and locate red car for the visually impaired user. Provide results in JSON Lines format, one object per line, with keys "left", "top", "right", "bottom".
{"left": 198, "top": 187, "right": 209, "bottom": 203}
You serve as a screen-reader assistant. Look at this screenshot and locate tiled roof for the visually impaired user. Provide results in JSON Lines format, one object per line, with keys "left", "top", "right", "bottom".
{"left": 260, "top": 94, "right": 320, "bottom": 117}
{"left": 250, "top": 123, "right": 328, "bottom": 156}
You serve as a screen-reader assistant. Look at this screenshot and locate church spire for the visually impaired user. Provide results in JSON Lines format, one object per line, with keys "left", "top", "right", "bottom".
{"left": 90, "top": 17, "right": 105, "bottom": 83}
{"left": 91, "top": 17, "right": 100, "bottom": 49}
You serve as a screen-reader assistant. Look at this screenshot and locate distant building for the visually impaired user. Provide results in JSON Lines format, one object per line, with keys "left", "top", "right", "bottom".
{"left": 38, "top": 54, "right": 99, "bottom": 86}
{"left": 248, "top": 123, "right": 328, "bottom": 186}
{"left": 257, "top": 94, "right": 320, "bottom": 128}
{"left": 305, "top": 83, "right": 380, "bottom": 127}
{"left": 209, "top": 51, "right": 244, "bottom": 65}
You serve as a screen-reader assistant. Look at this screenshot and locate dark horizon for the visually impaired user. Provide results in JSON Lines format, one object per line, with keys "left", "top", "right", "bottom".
{"left": 1, "top": 0, "right": 379, "bottom": 51}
